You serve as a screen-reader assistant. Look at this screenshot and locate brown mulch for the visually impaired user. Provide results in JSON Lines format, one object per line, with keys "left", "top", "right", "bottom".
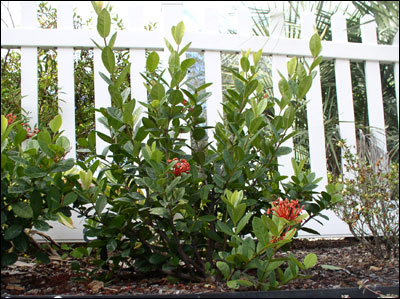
{"left": 1, "top": 238, "right": 399, "bottom": 297}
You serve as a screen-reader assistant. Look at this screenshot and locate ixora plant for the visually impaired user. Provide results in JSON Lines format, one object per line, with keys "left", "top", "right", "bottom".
{"left": 70, "top": 2, "right": 342, "bottom": 289}
{"left": 1, "top": 113, "right": 78, "bottom": 267}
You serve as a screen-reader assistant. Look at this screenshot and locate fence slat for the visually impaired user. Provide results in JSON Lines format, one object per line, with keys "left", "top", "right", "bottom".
{"left": 331, "top": 14, "right": 357, "bottom": 177}
{"left": 57, "top": 2, "right": 76, "bottom": 160}
{"left": 301, "top": 11, "right": 328, "bottom": 191}
{"left": 361, "top": 15, "right": 387, "bottom": 152}
{"left": 128, "top": 5, "right": 147, "bottom": 102}
{"left": 20, "top": 1, "right": 38, "bottom": 129}
{"left": 271, "top": 12, "right": 294, "bottom": 180}
{"left": 204, "top": 7, "right": 223, "bottom": 148}
{"left": 93, "top": 48, "right": 111, "bottom": 156}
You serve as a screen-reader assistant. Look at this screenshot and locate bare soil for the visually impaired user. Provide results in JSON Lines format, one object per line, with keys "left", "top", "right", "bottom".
{"left": 1, "top": 238, "right": 399, "bottom": 297}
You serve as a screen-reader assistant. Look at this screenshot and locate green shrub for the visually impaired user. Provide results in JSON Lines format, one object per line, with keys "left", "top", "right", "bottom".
{"left": 1, "top": 113, "right": 78, "bottom": 267}
{"left": 69, "top": 4, "right": 343, "bottom": 289}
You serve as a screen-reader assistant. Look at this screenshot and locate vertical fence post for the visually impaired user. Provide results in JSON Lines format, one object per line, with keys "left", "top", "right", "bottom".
{"left": 128, "top": 4, "right": 147, "bottom": 104}
{"left": 271, "top": 11, "right": 295, "bottom": 181}
{"left": 20, "top": 1, "right": 38, "bottom": 130}
{"left": 204, "top": 7, "right": 223, "bottom": 149}
{"left": 361, "top": 15, "right": 387, "bottom": 152}
{"left": 93, "top": 49, "right": 111, "bottom": 156}
{"left": 331, "top": 13, "right": 357, "bottom": 178}
{"left": 301, "top": 11, "right": 328, "bottom": 191}
{"left": 57, "top": 2, "right": 76, "bottom": 160}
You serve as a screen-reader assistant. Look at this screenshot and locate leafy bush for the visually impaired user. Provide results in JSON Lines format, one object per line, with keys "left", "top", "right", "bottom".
{"left": 334, "top": 131, "right": 399, "bottom": 258}
{"left": 1, "top": 113, "right": 78, "bottom": 267}
{"left": 69, "top": 3, "right": 343, "bottom": 289}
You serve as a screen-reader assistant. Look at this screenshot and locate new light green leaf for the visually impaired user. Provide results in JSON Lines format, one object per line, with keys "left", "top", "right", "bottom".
{"left": 146, "top": 52, "right": 159, "bottom": 73}
{"left": 97, "top": 8, "right": 111, "bottom": 38}
{"left": 304, "top": 253, "right": 317, "bottom": 269}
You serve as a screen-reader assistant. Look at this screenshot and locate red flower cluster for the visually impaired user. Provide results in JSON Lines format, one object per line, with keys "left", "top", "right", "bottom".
{"left": 182, "top": 99, "right": 193, "bottom": 112}
{"left": 267, "top": 198, "right": 305, "bottom": 222}
{"left": 6, "top": 113, "right": 17, "bottom": 125}
{"left": 5, "top": 113, "right": 38, "bottom": 138}
{"left": 21, "top": 123, "right": 39, "bottom": 139}
{"left": 168, "top": 158, "right": 190, "bottom": 176}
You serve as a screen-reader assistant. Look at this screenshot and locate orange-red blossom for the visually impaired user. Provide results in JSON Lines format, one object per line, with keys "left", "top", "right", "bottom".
{"left": 168, "top": 158, "right": 190, "bottom": 176}
{"left": 267, "top": 198, "right": 305, "bottom": 222}
{"left": 267, "top": 198, "right": 305, "bottom": 243}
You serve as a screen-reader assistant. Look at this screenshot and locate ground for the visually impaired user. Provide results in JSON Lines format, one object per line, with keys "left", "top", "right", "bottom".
{"left": 1, "top": 238, "right": 399, "bottom": 296}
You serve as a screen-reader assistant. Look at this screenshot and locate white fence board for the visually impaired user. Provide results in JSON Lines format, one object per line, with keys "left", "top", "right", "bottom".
{"left": 2, "top": 29, "right": 398, "bottom": 63}
{"left": 302, "top": 12, "right": 328, "bottom": 191}
{"left": 361, "top": 15, "right": 387, "bottom": 152}
{"left": 271, "top": 12, "right": 294, "bottom": 181}
{"left": 57, "top": 2, "right": 76, "bottom": 159}
{"left": 331, "top": 14, "right": 358, "bottom": 177}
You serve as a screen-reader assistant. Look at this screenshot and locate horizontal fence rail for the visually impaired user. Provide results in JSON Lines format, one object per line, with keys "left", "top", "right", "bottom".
{"left": 1, "top": 1, "right": 399, "bottom": 241}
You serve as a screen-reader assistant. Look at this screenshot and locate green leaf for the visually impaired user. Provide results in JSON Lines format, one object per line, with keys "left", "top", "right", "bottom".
{"left": 50, "top": 158, "right": 75, "bottom": 173}
{"left": 97, "top": 8, "right": 111, "bottom": 38}
{"left": 309, "top": 56, "right": 322, "bottom": 72}
{"left": 12, "top": 202, "right": 33, "bottom": 219}
{"left": 49, "top": 114, "right": 62, "bottom": 133}
{"left": 71, "top": 247, "right": 88, "bottom": 258}
{"left": 107, "top": 239, "right": 117, "bottom": 252}
{"left": 172, "top": 21, "right": 185, "bottom": 45}
{"left": 236, "top": 212, "right": 252, "bottom": 235}
{"left": 96, "top": 195, "right": 107, "bottom": 214}
{"left": 198, "top": 215, "right": 217, "bottom": 222}
{"left": 2, "top": 253, "right": 18, "bottom": 267}
{"left": 102, "top": 46, "right": 115, "bottom": 74}
{"left": 252, "top": 217, "right": 268, "bottom": 246}
{"left": 262, "top": 214, "right": 278, "bottom": 236}
{"left": 115, "top": 63, "right": 131, "bottom": 89}
{"left": 309, "top": 33, "right": 322, "bottom": 58}
{"left": 24, "top": 166, "right": 47, "bottom": 178}
{"left": 216, "top": 221, "right": 233, "bottom": 236}
{"left": 216, "top": 261, "right": 230, "bottom": 279}
{"left": 243, "top": 80, "right": 258, "bottom": 100}
{"left": 232, "top": 203, "right": 246, "bottom": 226}
{"left": 180, "top": 58, "right": 195, "bottom": 71}
{"left": 4, "top": 224, "right": 23, "bottom": 240}
{"left": 150, "top": 83, "right": 165, "bottom": 101}
{"left": 304, "top": 253, "right": 317, "bottom": 269}
{"left": 150, "top": 207, "right": 169, "bottom": 218}
{"left": 57, "top": 212, "right": 74, "bottom": 229}
{"left": 297, "top": 75, "right": 312, "bottom": 99}
{"left": 30, "top": 191, "right": 42, "bottom": 218}
{"left": 1, "top": 115, "right": 7, "bottom": 135}
{"left": 249, "top": 116, "right": 263, "bottom": 134}
{"left": 278, "top": 78, "right": 292, "bottom": 101}
{"left": 13, "top": 232, "right": 28, "bottom": 253}
{"left": 149, "top": 254, "right": 168, "bottom": 265}
{"left": 108, "top": 32, "right": 117, "bottom": 49}
{"left": 56, "top": 136, "right": 70, "bottom": 150}
{"left": 146, "top": 52, "right": 159, "bottom": 73}
{"left": 193, "top": 128, "right": 206, "bottom": 141}
{"left": 287, "top": 57, "right": 297, "bottom": 76}
{"left": 240, "top": 56, "right": 250, "bottom": 72}
{"left": 79, "top": 170, "right": 93, "bottom": 191}
{"left": 321, "top": 264, "right": 343, "bottom": 271}
{"left": 33, "top": 220, "right": 51, "bottom": 231}
{"left": 62, "top": 192, "right": 78, "bottom": 206}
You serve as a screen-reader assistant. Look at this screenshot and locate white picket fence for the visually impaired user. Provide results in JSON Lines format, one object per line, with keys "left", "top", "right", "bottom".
{"left": 1, "top": 1, "right": 399, "bottom": 241}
